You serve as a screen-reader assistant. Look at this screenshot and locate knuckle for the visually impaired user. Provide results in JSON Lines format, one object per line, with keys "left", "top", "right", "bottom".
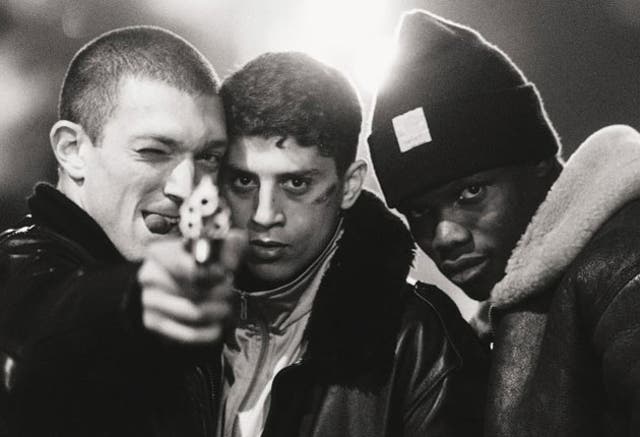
{"left": 142, "top": 312, "right": 158, "bottom": 330}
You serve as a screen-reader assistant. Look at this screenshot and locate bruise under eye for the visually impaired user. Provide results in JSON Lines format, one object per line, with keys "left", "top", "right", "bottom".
{"left": 311, "top": 183, "right": 337, "bottom": 204}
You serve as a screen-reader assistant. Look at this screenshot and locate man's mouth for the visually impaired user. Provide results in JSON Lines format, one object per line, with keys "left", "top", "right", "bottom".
{"left": 143, "top": 212, "right": 180, "bottom": 235}
{"left": 249, "top": 239, "right": 288, "bottom": 262}
{"left": 440, "top": 256, "right": 489, "bottom": 285}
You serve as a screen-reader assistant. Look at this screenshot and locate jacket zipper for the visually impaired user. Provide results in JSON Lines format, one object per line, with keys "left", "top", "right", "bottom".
{"left": 238, "top": 290, "right": 249, "bottom": 320}
{"left": 234, "top": 310, "right": 270, "bottom": 428}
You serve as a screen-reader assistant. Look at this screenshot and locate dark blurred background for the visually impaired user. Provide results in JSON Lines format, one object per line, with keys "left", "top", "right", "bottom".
{"left": 1, "top": 0, "right": 638, "bottom": 316}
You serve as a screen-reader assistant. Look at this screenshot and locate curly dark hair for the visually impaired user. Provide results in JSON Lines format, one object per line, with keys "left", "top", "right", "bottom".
{"left": 220, "top": 52, "right": 362, "bottom": 175}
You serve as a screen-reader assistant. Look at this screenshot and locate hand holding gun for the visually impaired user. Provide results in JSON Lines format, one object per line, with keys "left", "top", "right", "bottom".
{"left": 138, "top": 173, "right": 246, "bottom": 345}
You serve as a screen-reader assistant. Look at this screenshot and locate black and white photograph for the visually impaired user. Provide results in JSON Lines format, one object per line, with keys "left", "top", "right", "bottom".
{"left": 0, "top": 1, "right": 638, "bottom": 435}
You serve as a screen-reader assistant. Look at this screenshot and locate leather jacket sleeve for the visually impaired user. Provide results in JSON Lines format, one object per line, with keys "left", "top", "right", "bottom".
{"left": 0, "top": 233, "right": 143, "bottom": 391}
{"left": 589, "top": 273, "right": 640, "bottom": 434}
{"left": 0, "top": 231, "right": 155, "bottom": 434}
{"left": 400, "top": 285, "right": 489, "bottom": 436}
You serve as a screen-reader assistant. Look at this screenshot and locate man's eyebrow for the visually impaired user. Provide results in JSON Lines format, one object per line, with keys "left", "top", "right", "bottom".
{"left": 193, "top": 139, "right": 228, "bottom": 155}
{"left": 133, "top": 135, "right": 179, "bottom": 148}
{"left": 224, "top": 163, "right": 252, "bottom": 174}
{"left": 133, "top": 136, "right": 228, "bottom": 152}
{"left": 279, "top": 169, "right": 322, "bottom": 178}
{"left": 202, "top": 139, "right": 228, "bottom": 149}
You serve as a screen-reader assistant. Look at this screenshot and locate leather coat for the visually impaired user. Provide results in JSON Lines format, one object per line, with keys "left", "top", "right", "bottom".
{"left": 486, "top": 126, "right": 640, "bottom": 437}
{"left": 0, "top": 184, "right": 489, "bottom": 436}
{"left": 487, "top": 196, "right": 640, "bottom": 437}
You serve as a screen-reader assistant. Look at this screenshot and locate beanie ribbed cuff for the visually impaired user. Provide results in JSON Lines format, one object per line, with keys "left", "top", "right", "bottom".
{"left": 369, "top": 84, "right": 559, "bottom": 208}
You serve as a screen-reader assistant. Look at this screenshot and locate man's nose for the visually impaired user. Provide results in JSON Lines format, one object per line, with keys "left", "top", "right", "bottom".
{"left": 251, "top": 185, "right": 285, "bottom": 229}
{"left": 164, "top": 158, "right": 195, "bottom": 203}
{"left": 432, "top": 219, "right": 472, "bottom": 260}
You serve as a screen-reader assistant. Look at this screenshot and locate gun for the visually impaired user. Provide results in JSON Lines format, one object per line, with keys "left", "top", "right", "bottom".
{"left": 179, "top": 173, "right": 231, "bottom": 287}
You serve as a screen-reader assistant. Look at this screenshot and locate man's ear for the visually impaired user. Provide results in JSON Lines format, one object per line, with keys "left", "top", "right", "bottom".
{"left": 50, "top": 121, "right": 91, "bottom": 181}
{"left": 340, "top": 159, "right": 367, "bottom": 210}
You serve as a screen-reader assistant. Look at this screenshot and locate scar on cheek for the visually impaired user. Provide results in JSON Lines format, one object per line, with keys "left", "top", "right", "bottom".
{"left": 312, "top": 184, "right": 338, "bottom": 204}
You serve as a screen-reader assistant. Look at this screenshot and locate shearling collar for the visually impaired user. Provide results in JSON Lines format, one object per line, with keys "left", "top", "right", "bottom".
{"left": 303, "top": 190, "right": 415, "bottom": 379}
{"left": 491, "top": 125, "right": 640, "bottom": 310}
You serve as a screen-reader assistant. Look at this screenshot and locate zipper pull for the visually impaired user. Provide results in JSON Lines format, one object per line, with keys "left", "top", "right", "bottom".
{"left": 238, "top": 291, "right": 248, "bottom": 320}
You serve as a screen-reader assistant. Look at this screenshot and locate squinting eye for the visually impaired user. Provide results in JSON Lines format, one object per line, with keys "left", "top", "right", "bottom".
{"left": 138, "top": 148, "right": 168, "bottom": 156}
{"left": 196, "top": 152, "right": 221, "bottom": 167}
{"left": 458, "top": 185, "right": 485, "bottom": 201}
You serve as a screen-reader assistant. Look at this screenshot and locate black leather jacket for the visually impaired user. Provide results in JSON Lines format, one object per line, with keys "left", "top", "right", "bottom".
{"left": 0, "top": 184, "right": 220, "bottom": 436}
{"left": 0, "top": 185, "right": 488, "bottom": 436}
{"left": 487, "top": 199, "right": 640, "bottom": 436}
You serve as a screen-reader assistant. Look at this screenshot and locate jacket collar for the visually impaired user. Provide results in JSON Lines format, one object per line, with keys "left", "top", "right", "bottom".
{"left": 491, "top": 125, "right": 640, "bottom": 310}
{"left": 27, "top": 183, "right": 124, "bottom": 263}
{"left": 303, "top": 190, "right": 415, "bottom": 379}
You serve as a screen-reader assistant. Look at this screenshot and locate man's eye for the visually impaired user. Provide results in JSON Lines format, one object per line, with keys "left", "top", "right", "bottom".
{"left": 196, "top": 152, "right": 221, "bottom": 167}
{"left": 231, "top": 175, "right": 257, "bottom": 192}
{"left": 407, "top": 207, "right": 429, "bottom": 220}
{"left": 458, "top": 184, "right": 485, "bottom": 201}
{"left": 282, "top": 178, "right": 310, "bottom": 193}
{"left": 138, "top": 147, "right": 168, "bottom": 157}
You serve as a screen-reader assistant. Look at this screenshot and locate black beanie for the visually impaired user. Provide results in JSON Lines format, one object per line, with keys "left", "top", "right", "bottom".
{"left": 368, "top": 10, "right": 561, "bottom": 208}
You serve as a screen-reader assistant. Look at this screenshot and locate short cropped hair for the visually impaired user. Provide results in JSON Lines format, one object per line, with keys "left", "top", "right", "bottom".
{"left": 59, "top": 25, "right": 219, "bottom": 143}
{"left": 220, "top": 52, "right": 362, "bottom": 175}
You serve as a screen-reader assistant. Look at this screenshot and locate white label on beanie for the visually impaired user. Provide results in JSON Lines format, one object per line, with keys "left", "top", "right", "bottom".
{"left": 392, "top": 107, "right": 432, "bottom": 153}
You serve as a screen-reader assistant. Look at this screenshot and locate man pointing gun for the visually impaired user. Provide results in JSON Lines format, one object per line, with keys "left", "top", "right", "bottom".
{"left": 0, "top": 26, "right": 245, "bottom": 436}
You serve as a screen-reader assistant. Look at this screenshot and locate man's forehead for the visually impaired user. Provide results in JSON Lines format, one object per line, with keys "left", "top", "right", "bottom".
{"left": 406, "top": 166, "right": 518, "bottom": 205}
{"left": 107, "top": 76, "right": 226, "bottom": 140}
{"left": 226, "top": 135, "right": 331, "bottom": 173}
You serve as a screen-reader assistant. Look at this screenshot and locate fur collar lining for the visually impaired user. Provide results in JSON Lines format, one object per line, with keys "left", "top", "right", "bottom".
{"left": 491, "top": 125, "right": 640, "bottom": 309}
{"left": 304, "top": 190, "right": 415, "bottom": 379}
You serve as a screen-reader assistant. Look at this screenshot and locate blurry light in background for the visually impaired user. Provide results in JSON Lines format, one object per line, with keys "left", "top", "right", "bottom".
{"left": 142, "top": 0, "right": 399, "bottom": 96}
{"left": 0, "top": 48, "right": 49, "bottom": 186}
{"left": 61, "top": 2, "right": 87, "bottom": 39}
{"left": 291, "top": 0, "right": 387, "bottom": 58}
{"left": 352, "top": 36, "right": 395, "bottom": 94}
{"left": 0, "top": 50, "right": 46, "bottom": 138}
{"left": 250, "top": 0, "right": 396, "bottom": 96}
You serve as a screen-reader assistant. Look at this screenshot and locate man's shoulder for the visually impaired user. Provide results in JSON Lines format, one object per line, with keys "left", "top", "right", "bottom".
{"left": 0, "top": 215, "right": 93, "bottom": 268}
{"left": 571, "top": 198, "right": 640, "bottom": 278}
{"left": 565, "top": 199, "right": 640, "bottom": 314}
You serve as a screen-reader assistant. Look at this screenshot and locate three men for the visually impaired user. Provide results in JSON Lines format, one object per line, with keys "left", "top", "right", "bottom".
{"left": 217, "top": 51, "right": 489, "bottom": 436}
{"left": 0, "top": 22, "right": 491, "bottom": 437}
{"left": 0, "top": 26, "right": 244, "bottom": 435}
{"left": 369, "top": 10, "right": 640, "bottom": 435}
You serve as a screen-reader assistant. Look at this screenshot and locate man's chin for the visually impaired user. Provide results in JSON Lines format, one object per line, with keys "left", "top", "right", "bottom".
{"left": 113, "top": 239, "right": 146, "bottom": 261}
{"left": 238, "top": 261, "right": 296, "bottom": 290}
{"left": 448, "top": 270, "right": 494, "bottom": 301}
